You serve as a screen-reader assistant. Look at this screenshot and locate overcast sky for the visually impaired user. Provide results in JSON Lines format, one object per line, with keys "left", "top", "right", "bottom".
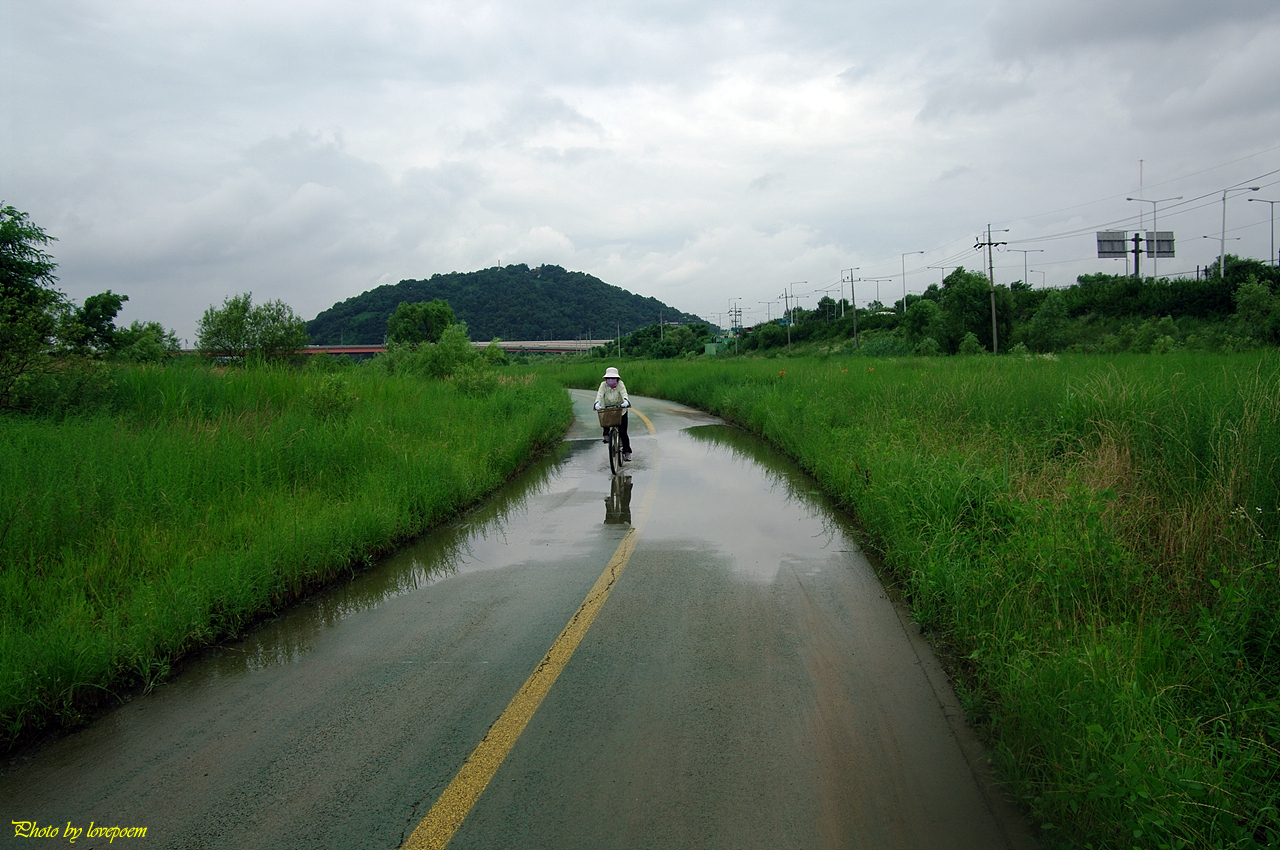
{"left": 6, "top": 0, "right": 1280, "bottom": 342}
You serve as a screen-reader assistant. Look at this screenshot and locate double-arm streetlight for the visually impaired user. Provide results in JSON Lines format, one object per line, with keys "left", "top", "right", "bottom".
{"left": 863, "top": 277, "right": 892, "bottom": 308}
{"left": 1219, "top": 187, "right": 1260, "bottom": 278}
{"left": 1249, "top": 198, "right": 1280, "bottom": 267}
{"left": 928, "top": 265, "right": 959, "bottom": 285}
{"left": 1126, "top": 195, "right": 1182, "bottom": 278}
{"left": 1009, "top": 249, "right": 1044, "bottom": 287}
{"left": 817, "top": 286, "right": 841, "bottom": 322}
{"left": 901, "top": 251, "right": 924, "bottom": 314}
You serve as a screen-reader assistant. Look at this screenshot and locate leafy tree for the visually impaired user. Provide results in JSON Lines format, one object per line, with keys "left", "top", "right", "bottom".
{"left": 248, "top": 298, "right": 310, "bottom": 358}
{"left": 941, "top": 268, "right": 1011, "bottom": 354}
{"left": 902, "top": 299, "right": 943, "bottom": 346}
{"left": 0, "top": 206, "right": 64, "bottom": 407}
{"left": 197, "top": 292, "right": 309, "bottom": 361}
{"left": 1233, "top": 278, "right": 1279, "bottom": 344}
{"left": 112, "top": 320, "right": 181, "bottom": 363}
{"left": 756, "top": 321, "right": 786, "bottom": 351}
{"left": 1025, "top": 290, "right": 1069, "bottom": 352}
{"left": 386, "top": 299, "right": 456, "bottom": 346}
{"left": 197, "top": 293, "right": 252, "bottom": 357}
{"left": 62, "top": 290, "right": 128, "bottom": 356}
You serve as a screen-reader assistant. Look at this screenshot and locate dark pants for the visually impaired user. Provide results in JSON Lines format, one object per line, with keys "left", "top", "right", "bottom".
{"left": 602, "top": 411, "right": 631, "bottom": 452}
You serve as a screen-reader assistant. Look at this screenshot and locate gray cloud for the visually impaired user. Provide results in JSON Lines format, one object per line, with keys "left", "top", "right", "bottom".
{"left": 917, "top": 68, "right": 1034, "bottom": 123}
{"left": 5, "top": 0, "right": 1280, "bottom": 339}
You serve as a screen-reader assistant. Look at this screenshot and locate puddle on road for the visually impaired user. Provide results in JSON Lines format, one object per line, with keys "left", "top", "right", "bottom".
{"left": 130, "top": 411, "right": 870, "bottom": 687}
{"left": 179, "top": 440, "right": 612, "bottom": 679}
{"left": 646, "top": 423, "right": 865, "bottom": 584}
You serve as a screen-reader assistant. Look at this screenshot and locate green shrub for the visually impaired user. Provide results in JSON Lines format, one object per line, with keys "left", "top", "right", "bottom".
{"left": 958, "top": 331, "right": 985, "bottom": 355}
{"left": 914, "top": 336, "right": 941, "bottom": 356}
{"left": 304, "top": 373, "right": 357, "bottom": 422}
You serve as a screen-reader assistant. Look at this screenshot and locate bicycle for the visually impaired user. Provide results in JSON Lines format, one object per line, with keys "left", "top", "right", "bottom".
{"left": 596, "top": 405, "right": 627, "bottom": 474}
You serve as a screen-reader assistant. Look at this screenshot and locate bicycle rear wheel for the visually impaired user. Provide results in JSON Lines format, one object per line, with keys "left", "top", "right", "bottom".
{"left": 609, "top": 427, "right": 622, "bottom": 474}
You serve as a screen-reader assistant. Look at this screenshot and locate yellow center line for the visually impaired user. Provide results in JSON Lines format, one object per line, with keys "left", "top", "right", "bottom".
{"left": 401, "top": 408, "right": 659, "bottom": 850}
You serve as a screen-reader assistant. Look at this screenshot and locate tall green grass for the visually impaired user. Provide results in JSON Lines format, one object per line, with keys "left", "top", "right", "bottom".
{"left": 545, "top": 353, "right": 1280, "bottom": 849}
{"left": 1, "top": 360, "right": 572, "bottom": 747}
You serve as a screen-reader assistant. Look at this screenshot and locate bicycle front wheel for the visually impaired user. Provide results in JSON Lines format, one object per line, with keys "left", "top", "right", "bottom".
{"left": 609, "top": 427, "right": 622, "bottom": 474}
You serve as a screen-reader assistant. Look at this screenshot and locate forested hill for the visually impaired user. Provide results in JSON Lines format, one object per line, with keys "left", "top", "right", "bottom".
{"left": 307, "top": 264, "right": 705, "bottom": 344}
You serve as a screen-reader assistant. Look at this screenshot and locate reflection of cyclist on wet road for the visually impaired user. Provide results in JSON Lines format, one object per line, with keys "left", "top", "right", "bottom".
{"left": 603, "top": 474, "right": 633, "bottom": 525}
{"left": 594, "top": 366, "right": 632, "bottom": 461}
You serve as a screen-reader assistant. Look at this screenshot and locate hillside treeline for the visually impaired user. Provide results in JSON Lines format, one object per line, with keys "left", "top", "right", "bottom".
{"left": 307, "top": 264, "right": 702, "bottom": 345}
{"left": 734, "top": 255, "right": 1280, "bottom": 357}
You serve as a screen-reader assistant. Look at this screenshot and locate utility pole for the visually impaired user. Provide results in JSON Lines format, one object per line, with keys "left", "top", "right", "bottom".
{"left": 791, "top": 283, "right": 806, "bottom": 353}
{"left": 849, "top": 279, "right": 860, "bottom": 348}
{"left": 729, "top": 297, "right": 742, "bottom": 355}
{"left": 975, "top": 225, "right": 1009, "bottom": 354}
{"left": 1130, "top": 232, "right": 1143, "bottom": 280}
{"left": 779, "top": 287, "right": 792, "bottom": 353}
{"left": 840, "top": 268, "right": 858, "bottom": 318}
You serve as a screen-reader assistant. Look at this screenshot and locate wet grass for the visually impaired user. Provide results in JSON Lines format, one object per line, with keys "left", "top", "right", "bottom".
{"left": 0, "top": 360, "right": 572, "bottom": 749}
{"left": 543, "top": 353, "right": 1280, "bottom": 850}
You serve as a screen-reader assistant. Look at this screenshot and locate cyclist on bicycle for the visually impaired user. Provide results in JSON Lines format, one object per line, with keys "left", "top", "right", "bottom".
{"left": 594, "top": 366, "right": 632, "bottom": 461}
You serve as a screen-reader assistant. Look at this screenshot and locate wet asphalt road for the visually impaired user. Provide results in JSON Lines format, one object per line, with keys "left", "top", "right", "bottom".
{"left": 2, "top": 391, "right": 1035, "bottom": 849}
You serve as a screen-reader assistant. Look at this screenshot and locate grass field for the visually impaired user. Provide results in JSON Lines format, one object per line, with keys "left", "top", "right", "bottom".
{"left": 546, "top": 353, "right": 1280, "bottom": 850}
{"left": 0, "top": 359, "right": 572, "bottom": 748}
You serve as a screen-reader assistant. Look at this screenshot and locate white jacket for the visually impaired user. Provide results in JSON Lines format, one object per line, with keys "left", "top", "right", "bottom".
{"left": 594, "top": 380, "right": 630, "bottom": 409}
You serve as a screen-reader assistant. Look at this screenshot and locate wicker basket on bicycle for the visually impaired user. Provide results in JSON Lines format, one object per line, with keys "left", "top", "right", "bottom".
{"left": 596, "top": 406, "right": 626, "bottom": 427}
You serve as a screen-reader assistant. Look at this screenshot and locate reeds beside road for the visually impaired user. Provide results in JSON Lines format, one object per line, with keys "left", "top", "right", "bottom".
{"left": 549, "top": 353, "right": 1280, "bottom": 850}
{"left": 1, "top": 360, "right": 572, "bottom": 750}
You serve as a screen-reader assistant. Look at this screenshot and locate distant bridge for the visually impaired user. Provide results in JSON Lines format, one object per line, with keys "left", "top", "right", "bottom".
{"left": 301, "top": 340, "right": 613, "bottom": 356}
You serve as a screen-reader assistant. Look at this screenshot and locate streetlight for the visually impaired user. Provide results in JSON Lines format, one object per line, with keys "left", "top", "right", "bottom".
{"left": 1028, "top": 269, "right": 1046, "bottom": 287}
{"left": 759, "top": 300, "right": 779, "bottom": 322}
{"left": 901, "top": 251, "right": 924, "bottom": 314}
{"left": 1126, "top": 195, "right": 1182, "bottom": 278}
{"left": 928, "top": 265, "right": 959, "bottom": 285}
{"left": 864, "top": 277, "right": 892, "bottom": 308}
{"left": 817, "top": 286, "right": 841, "bottom": 322}
{"left": 1219, "top": 187, "right": 1260, "bottom": 278}
{"left": 1009, "top": 249, "right": 1044, "bottom": 287}
{"left": 1249, "top": 198, "right": 1280, "bottom": 267}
